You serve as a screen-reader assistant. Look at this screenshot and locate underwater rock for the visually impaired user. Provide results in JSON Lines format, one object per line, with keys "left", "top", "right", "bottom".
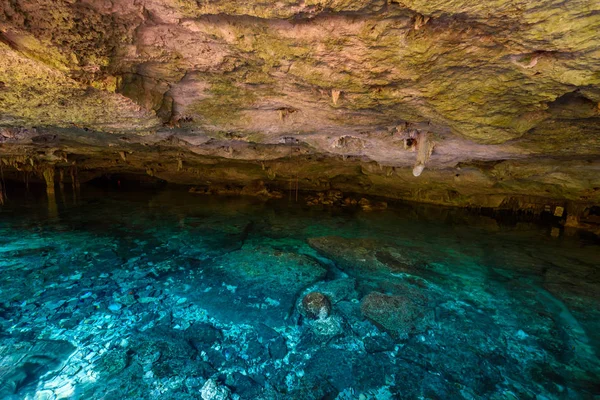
{"left": 95, "top": 348, "right": 130, "bottom": 376}
{"left": 227, "top": 372, "right": 262, "bottom": 398}
{"left": 301, "top": 348, "right": 355, "bottom": 396}
{"left": 309, "top": 314, "right": 344, "bottom": 337}
{"left": 307, "top": 236, "right": 442, "bottom": 286}
{"left": 256, "top": 323, "right": 280, "bottom": 342}
{"left": 363, "top": 333, "right": 396, "bottom": 354}
{"left": 130, "top": 326, "right": 214, "bottom": 380}
{"left": 244, "top": 339, "right": 267, "bottom": 363}
{"left": 298, "top": 348, "right": 388, "bottom": 397}
{"left": 301, "top": 292, "right": 332, "bottom": 320}
{"left": 200, "top": 378, "right": 231, "bottom": 400}
{"left": 0, "top": 339, "right": 76, "bottom": 398}
{"left": 268, "top": 336, "right": 288, "bottom": 360}
{"left": 360, "top": 292, "right": 433, "bottom": 340}
{"left": 185, "top": 323, "right": 223, "bottom": 350}
{"left": 187, "top": 245, "right": 327, "bottom": 327}
{"left": 302, "top": 278, "right": 358, "bottom": 306}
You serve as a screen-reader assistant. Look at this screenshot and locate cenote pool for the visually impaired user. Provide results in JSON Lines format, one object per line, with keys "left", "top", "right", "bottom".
{"left": 0, "top": 186, "right": 598, "bottom": 399}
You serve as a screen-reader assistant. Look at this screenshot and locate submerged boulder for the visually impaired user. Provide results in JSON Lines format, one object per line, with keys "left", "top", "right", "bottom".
{"left": 0, "top": 339, "right": 76, "bottom": 398}
{"left": 301, "top": 292, "right": 332, "bottom": 320}
{"left": 186, "top": 245, "right": 327, "bottom": 327}
{"left": 360, "top": 292, "right": 433, "bottom": 340}
{"left": 307, "top": 236, "right": 445, "bottom": 285}
{"left": 200, "top": 378, "right": 231, "bottom": 400}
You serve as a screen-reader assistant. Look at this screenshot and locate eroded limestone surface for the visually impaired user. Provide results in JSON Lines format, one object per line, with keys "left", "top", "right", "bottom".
{"left": 0, "top": 0, "right": 599, "bottom": 221}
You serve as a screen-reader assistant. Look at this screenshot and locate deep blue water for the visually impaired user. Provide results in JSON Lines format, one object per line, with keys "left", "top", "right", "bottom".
{"left": 0, "top": 186, "right": 598, "bottom": 399}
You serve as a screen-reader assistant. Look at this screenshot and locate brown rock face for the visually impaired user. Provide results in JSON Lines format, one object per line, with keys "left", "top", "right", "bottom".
{"left": 301, "top": 292, "right": 332, "bottom": 320}
{"left": 0, "top": 0, "right": 599, "bottom": 215}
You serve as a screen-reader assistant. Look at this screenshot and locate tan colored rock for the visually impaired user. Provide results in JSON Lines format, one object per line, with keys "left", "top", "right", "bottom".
{"left": 0, "top": 0, "right": 598, "bottom": 210}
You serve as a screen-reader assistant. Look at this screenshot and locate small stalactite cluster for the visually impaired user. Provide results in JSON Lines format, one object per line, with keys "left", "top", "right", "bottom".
{"left": 0, "top": 156, "right": 38, "bottom": 200}
{"left": 413, "top": 14, "right": 430, "bottom": 30}
{"left": 277, "top": 107, "right": 298, "bottom": 122}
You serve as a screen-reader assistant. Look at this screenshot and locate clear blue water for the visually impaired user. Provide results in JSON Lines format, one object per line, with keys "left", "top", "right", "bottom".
{"left": 0, "top": 187, "right": 599, "bottom": 399}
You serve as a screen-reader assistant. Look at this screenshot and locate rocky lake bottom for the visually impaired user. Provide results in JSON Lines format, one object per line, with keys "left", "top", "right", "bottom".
{"left": 0, "top": 186, "right": 598, "bottom": 399}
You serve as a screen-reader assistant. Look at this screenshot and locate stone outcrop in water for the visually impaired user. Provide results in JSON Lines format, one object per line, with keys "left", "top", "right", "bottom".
{"left": 360, "top": 292, "right": 433, "bottom": 340}
{"left": 0, "top": 0, "right": 599, "bottom": 223}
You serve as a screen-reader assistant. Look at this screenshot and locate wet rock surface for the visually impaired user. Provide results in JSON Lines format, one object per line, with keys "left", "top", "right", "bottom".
{"left": 0, "top": 188, "right": 598, "bottom": 399}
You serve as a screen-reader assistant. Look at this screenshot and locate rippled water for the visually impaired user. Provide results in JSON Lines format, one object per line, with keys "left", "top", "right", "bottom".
{"left": 0, "top": 186, "right": 598, "bottom": 399}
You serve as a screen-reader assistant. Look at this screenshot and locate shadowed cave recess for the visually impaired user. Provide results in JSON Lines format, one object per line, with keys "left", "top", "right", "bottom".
{"left": 0, "top": 0, "right": 599, "bottom": 399}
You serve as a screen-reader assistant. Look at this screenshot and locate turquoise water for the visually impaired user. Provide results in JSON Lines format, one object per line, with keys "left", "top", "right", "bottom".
{"left": 0, "top": 186, "right": 599, "bottom": 399}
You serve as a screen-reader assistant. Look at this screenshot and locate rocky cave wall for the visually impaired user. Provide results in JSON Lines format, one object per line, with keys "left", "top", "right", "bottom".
{"left": 0, "top": 0, "right": 599, "bottom": 224}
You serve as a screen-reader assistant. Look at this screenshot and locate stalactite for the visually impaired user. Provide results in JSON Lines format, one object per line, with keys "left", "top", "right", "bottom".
{"left": 412, "top": 131, "right": 434, "bottom": 177}
{"left": 42, "top": 166, "right": 58, "bottom": 218}
{"left": 70, "top": 166, "right": 80, "bottom": 204}
{"left": 59, "top": 169, "right": 65, "bottom": 190}
{"left": 43, "top": 167, "right": 56, "bottom": 195}
{"left": 177, "top": 159, "right": 183, "bottom": 172}
{"left": 414, "top": 14, "right": 430, "bottom": 30}
{"left": 74, "top": 166, "right": 80, "bottom": 190}
{"left": 70, "top": 168, "right": 76, "bottom": 192}
{"left": 59, "top": 169, "right": 65, "bottom": 199}
{"left": 331, "top": 89, "right": 341, "bottom": 105}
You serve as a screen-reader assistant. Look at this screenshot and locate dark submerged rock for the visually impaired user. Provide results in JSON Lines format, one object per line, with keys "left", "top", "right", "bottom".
{"left": 360, "top": 291, "right": 433, "bottom": 340}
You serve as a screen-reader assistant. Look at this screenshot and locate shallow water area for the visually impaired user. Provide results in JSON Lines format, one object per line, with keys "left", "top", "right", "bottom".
{"left": 0, "top": 186, "right": 599, "bottom": 399}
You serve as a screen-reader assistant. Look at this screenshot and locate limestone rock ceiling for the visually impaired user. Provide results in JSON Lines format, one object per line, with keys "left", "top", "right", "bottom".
{"left": 0, "top": 0, "right": 599, "bottom": 205}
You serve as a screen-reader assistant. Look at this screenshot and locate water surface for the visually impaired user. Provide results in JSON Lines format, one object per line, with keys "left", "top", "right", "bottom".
{"left": 0, "top": 187, "right": 598, "bottom": 399}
